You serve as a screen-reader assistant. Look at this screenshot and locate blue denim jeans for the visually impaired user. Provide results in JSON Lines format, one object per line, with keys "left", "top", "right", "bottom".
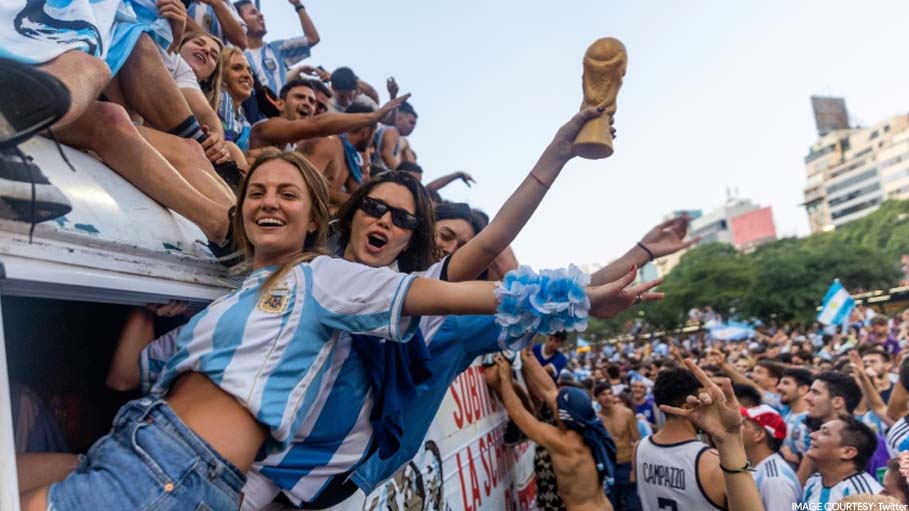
{"left": 48, "top": 398, "right": 246, "bottom": 511}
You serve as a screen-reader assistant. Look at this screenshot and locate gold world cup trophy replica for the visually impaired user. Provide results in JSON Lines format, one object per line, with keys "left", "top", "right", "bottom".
{"left": 573, "top": 37, "right": 627, "bottom": 159}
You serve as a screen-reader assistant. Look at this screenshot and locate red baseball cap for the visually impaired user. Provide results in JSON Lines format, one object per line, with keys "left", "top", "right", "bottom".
{"left": 740, "top": 405, "right": 787, "bottom": 440}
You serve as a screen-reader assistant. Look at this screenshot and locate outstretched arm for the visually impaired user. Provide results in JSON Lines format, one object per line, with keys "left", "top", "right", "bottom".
{"left": 425, "top": 171, "right": 475, "bottom": 193}
{"left": 496, "top": 356, "right": 565, "bottom": 452}
{"left": 249, "top": 95, "right": 409, "bottom": 149}
{"left": 444, "top": 106, "right": 608, "bottom": 283}
{"left": 591, "top": 216, "right": 696, "bottom": 286}
{"left": 403, "top": 265, "right": 664, "bottom": 321}
{"left": 520, "top": 347, "right": 558, "bottom": 404}
{"left": 290, "top": 0, "right": 320, "bottom": 47}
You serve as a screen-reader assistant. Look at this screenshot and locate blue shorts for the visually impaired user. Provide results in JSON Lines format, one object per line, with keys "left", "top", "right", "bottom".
{"left": 48, "top": 398, "right": 246, "bottom": 511}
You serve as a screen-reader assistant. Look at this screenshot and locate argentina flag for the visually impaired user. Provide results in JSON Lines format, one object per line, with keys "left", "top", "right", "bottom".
{"left": 817, "top": 279, "right": 855, "bottom": 326}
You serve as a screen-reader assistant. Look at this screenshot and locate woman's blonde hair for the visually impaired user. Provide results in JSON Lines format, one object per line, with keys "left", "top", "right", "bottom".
{"left": 233, "top": 149, "right": 331, "bottom": 295}
{"left": 219, "top": 46, "right": 249, "bottom": 111}
{"left": 179, "top": 31, "right": 224, "bottom": 112}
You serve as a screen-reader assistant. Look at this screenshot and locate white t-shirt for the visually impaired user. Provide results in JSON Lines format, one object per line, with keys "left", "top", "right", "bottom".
{"left": 159, "top": 49, "right": 201, "bottom": 91}
{"left": 753, "top": 453, "right": 801, "bottom": 511}
{"left": 802, "top": 471, "right": 882, "bottom": 506}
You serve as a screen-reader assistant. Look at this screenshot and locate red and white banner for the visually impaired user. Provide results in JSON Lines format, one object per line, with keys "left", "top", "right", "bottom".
{"left": 362, "top": 361, "right": 537, "bottom": 511}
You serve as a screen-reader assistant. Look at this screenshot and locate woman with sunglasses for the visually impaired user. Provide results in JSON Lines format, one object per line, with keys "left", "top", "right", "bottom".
{"left": 229, "top": 106, "right": 673, "bottom": 508}
{"left": 21, "top": 146, "right": 637, "bottom": 511}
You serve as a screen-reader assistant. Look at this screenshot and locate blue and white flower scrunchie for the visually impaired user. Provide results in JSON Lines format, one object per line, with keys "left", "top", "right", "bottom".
{"left": 494, "top": 264, "right": 591, "bottom": 349}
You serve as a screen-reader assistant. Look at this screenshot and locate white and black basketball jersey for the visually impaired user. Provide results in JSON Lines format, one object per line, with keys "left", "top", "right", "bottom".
{"left": 634, "top": 436, "right": 725, "bottom": 511}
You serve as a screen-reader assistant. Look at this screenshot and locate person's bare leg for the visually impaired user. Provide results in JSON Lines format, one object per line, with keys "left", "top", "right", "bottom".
{"left": 17, "top": 453, "right": 79, "bottom": 494}
{"left": 115, "top": 34, "right": 195, "bottom": 131}
{"left": 54, "top": 102, "right": 228, "bottom": 242}
{"left": 37, "top": 51, "right": 110, "bottom": 129}
{"left": 138, "top": 126, "right": 236, "bottom": 207}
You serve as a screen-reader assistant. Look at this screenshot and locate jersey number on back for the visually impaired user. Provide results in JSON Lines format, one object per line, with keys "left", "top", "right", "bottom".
{"left": 657, "top": 497, "right": 678, "bottom": 511}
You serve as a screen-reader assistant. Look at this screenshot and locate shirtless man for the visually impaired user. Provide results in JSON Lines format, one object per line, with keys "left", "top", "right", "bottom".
{"left": 298, "top": 101, "right": 376, "bottom": 207}
{"left": 247, "top": 79, "right": 406, "bottom": 151}
{"left": 497, "top": 355, "right": 615, "bottom": 511}
{"left": 595, "top": 384, "right": 641, "bottom": 511}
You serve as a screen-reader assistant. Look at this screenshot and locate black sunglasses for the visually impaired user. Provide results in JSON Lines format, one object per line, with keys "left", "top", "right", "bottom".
{"left": 360, "top": 196, "right": 419, "bottom": 230}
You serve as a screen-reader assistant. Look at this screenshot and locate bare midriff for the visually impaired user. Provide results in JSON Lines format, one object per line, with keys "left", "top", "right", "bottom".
{"left": 166, "top": 372, "right": 267, "bottom": 472}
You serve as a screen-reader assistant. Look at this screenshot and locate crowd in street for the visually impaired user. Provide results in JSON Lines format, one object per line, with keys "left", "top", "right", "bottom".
{"left": 2, "top": 0, "right": 909, "bottom": 510}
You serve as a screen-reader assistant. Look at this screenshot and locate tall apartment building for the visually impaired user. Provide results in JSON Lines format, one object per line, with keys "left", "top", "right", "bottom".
{"left": 803, "top": 96, "right": 909, "bottom": 233}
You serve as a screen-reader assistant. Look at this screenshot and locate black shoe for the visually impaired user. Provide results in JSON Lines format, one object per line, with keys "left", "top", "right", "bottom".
{"left": 213, "top": 160, "right": 243, "bottom": 191}
{"left": 0, "top": 58, "right": 71, "bottom": 149}
{"left": 503, "top": 418, "right": 526, "bottom": 447}
{"left": 0, "top": 147, "right": 71, "bottom": 223}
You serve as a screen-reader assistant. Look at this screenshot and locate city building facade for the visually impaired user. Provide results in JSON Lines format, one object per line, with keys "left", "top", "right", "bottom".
{"left": 803, "top": 96, "right": 909, "bottom": 233}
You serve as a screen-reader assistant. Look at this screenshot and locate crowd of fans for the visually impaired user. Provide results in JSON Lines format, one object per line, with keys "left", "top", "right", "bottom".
{"left": 507, "top": 307, "right": 909, "bottom": 510}
{"left": 4, "top": 1, "right": 909, "bottom": 511}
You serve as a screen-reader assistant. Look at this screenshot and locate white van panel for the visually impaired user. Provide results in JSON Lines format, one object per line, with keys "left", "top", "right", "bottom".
{"left": 0, "top": 137, "right": 237, "bottom": 303}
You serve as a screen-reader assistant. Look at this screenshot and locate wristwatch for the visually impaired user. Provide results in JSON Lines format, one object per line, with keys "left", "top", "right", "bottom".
{"left": 294, "top": 3, "right": 305, "bottom": 11}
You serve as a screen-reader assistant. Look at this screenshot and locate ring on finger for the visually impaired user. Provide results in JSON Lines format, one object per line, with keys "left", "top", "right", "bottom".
{"left": 633, "top": 294, "right": 643, "bottom": 305}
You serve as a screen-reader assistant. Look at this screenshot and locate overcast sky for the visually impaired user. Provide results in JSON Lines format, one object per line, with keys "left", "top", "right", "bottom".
{"left": 262, "top": 0, "right": 909, "bottom": 269}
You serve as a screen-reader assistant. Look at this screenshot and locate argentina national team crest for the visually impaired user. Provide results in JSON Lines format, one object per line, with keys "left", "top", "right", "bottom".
{"left": 258, "top": 284, "right": 291, "bottom": 314}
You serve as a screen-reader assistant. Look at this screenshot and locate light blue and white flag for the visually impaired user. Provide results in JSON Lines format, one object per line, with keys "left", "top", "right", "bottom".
{"left": 817, "top": 279, "right": 855, "bottom": 326}
{"left": 708, "top": 320, "right": 755, "bottom": 341}
{"left": 576, "top": 337, "right": 590, "bottom": 348}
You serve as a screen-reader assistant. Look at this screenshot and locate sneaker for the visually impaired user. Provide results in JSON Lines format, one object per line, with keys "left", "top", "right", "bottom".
{"left": 0, "top": 58, "right": 71, "bottom": 149}
{"left": 0, "top": 147, "right": 71, "bottom": 223}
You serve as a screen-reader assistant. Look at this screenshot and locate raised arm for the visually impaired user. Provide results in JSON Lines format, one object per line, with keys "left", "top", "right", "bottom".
{"left": 425, "top": 171, "right": 475, "bottom": 194}
{"left": 888, "top": 355, "right": 909, "bottom": 420}
{"left": 249, "top": 95, "right": 409, "bottom": 148}
{"left": 290, "top": 0, "right": 320, "bottom": 47}
{"left": 496, "top": 356, "right": 565, "bottom": 451}
{"left": 377, "top": 128, "right": 401, "bottom": 170}
{"left": 205, "top": 0, "right": 247, "bottom": 49}
{"left": 357, "top": 78, "right": 380, "bottom": 105}
{"left": 444, "top": 106, "right": 607, "bottom": 283}
{"left": 520, "top": 347, "right": 558, "bottom": 404}
{"left": 849, "top": 350, "right": 894, "bottom": 427}
{"left": 591, "top": 216, "right": 696, "bottom": 286}
{"left": 711, "top": 349, "right": 761, "bottom": 392}
{"left": 659, "top": 359, "right": 764, "bottom": 511}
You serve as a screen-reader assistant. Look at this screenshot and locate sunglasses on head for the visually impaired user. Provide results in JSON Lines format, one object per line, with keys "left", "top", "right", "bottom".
{"left": 360, "top": 196, "right": 419, "bottom": 230}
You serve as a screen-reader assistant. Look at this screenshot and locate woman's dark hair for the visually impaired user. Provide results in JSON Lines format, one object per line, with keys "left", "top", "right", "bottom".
{"left": 434, "top": 202, "right": 486, "bottom": 236}
{"left": 335, "top": 171, "right": 436, "bottom": 273}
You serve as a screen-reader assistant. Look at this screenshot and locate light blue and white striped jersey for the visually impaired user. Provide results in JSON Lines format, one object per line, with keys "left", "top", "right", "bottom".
{"left": 753, "top": 453, "right": 801, "bottom": 511}
{"left": 244, "top": 38, "right": 311, "bottom": 94}
{"left": 783, "top": 409, "right": 810, "bottom": 456}
{"left": 801, "top": 471, "right": 882, "bottom": 506}
{"left": 186, "top": 0, "right": 246, "bottom": 46}
{"left": 138, "top": 325, "right": 182, "bottom": 395}
{"left": 886, "top": 415, "right": 909, "bottom": 457}
{"left": 247, "top": 259, "right": 450, "bottom": 505}
{"left": 859, "top": 410, "right": 888, "bottom": 436}
{"left": 148, "top": 256, "right": 418, "bottom": 454}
